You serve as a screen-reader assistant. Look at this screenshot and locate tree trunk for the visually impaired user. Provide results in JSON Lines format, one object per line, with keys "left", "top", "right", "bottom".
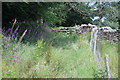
{"left": 98, "top": 15, "right": 102, "bottom": 27}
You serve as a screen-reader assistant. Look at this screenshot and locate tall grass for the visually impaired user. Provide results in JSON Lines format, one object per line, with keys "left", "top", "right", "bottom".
{"left": 0, "top": 29, "right": 2, "bottom": 79}
{"left": 1, "top": 21, "right": 118, "bottom": 78}
{"left": 2, "top": 31, "right": 98, "bottom": 78}
{"left": 99, "top": 40, "right": 118, "bottom": 78}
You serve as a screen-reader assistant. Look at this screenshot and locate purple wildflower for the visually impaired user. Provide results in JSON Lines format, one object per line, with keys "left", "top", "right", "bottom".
{"left": 13, "top": 18, "right": 17, "bottom": 24}
{"left": 13, "top": 59, "right": 17, "bottom": 62}
{"left": 4, "top": 37, "right": 7, "bottom": 39}
{"left": 13, "top": 45, "right": 19, "bottom": 51}
{"left": 2, "top": 28, "right": 5, "bottom": 32}
{"left": 2, "top": 32, "right": 5, "bottom": 35}
{"left": 13, "top": 55, "right": 18, "bottom": 58}
{"left": 8, "top": 28, "right": 12, "bottom": 31}
{"left": 12, "top": 35, "right": 15, "bottom": 38}
{"left": 15, "top": 45, "right": 19, "bottom": 49}
{"left": 23, "top": 29, "right": 27, "bottom": 37}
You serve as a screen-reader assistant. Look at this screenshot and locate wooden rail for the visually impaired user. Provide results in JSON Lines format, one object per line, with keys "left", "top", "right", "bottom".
{"left": 52, "top": 27, "right": 75, "bottom": 29}
{"left": 52, "top": 27, "right": 75, "bottom": 33}
{"left": 52, "top": 30, "right": 69, "bottom": 32}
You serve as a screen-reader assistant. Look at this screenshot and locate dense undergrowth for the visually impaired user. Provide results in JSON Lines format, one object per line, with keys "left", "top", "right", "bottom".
{"left": 1, "top": 21, "right": 118, "bottom": 78}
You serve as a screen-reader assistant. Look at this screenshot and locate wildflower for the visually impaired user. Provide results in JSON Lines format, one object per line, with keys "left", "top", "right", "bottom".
{"left": 8, "top": 28, "right": 12, "bottom": 31}
{"left": 13, "top": 45, "right": 19, "bottom": 51}
{"left": 13, "top": 55, "right": 18, "bottom": 58}
{"left": 2, "top": 32, "right": 5, "bottom": 35}
{"left": 15, "top": 45, "right": 19, "bottom": 49}
{"left": 12, "top": 35, "right": 15, "bottom": 38}
{"left": 4, "top": 37, "right": 7, "bottom": 39}
{"left": 2, "top": 28, "right": 5, "bottom": 32}
{"left": 13, "top": 59, "right": 17, "bottom": 62}
{"left": 13, "top": 18, "right": 17, "bottom": 24}
{"left": 23, "top": 29, "right": 27, "bottom": 36}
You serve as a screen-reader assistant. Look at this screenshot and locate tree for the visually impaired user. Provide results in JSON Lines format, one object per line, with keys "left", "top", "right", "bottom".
{"left": 90, "top": 2, "right": 118, "bottom": 28}
{"left": 62, "top": 2, "right": 93, "bottom": 26}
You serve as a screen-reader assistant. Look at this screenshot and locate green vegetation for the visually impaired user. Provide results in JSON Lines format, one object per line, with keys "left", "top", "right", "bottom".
{"left": 3, "top": 2, "right": 119, "bottom": 28}
{"left": 1, "top": 2, "right": 119, "bottom": 78}
{"left": 99, "top": 40, "right": 118, "bottom": 78}
{"left": 2, "top": 29, "right": 118, "bottom": 78}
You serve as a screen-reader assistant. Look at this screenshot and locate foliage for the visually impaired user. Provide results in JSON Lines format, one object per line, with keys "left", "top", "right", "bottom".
{"left": 62, "top": 2, "right": 93, "bottom": 26}
{"left": 99, "top": 39, "right": 118, "bottom": 78}
{"left": 3, "top": 2, "right": 93, "bottom": 28}
{"left": 3, "top": 2, "right": 119, "bottom": 28}
{"left": 2, "top": 2, "right": 66, "bottom": 27}
{"left": 1, "top": 2, "right": 119, "bottom": 78}
{"left": 93, "top": 69, "right": 106, "bottom": 78}
{"left": 2, "top": 29, "right": 118, "bottom": 78}
{"left": 2, "top": 27, "right": 98, "bottom": 78}
{"left": 90, "top": 2, "right": 119, "bottom": 28}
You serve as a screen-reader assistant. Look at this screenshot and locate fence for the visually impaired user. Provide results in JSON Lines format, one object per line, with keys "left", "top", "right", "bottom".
{"left": 90, "top": 27, "right": 111, "bottom": 78}
{"left": 52, "top": 24, "right": 119, "bottom": 78}
{"left": 52, "top": 24, "right": 118, "bottom": 42}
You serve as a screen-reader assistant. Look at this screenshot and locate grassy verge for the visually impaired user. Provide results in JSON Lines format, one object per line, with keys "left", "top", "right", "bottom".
{"left": 1, "top": 26, "right": 118, "bottom": 78}
{"left": 99, "top": 39, "right": 118, "bottom": 78}
{"left": 2, "top": 32, "right": 99, "bottom": 78}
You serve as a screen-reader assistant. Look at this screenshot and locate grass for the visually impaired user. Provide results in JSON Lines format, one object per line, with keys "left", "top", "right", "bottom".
{"left": 0, "top": 31, "right": 2, "bottom": 79}
{"left": 1, "top": 23, "right": 118, "bottom": 78}
{"left": 99, "top": 39, "right": 118, "bottom": 78}
{"left": 2, "top": 32, "right": 98, "bottom": 78}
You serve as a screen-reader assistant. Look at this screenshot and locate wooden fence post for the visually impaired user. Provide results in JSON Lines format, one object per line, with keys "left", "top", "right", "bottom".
{"left": 90, "top": 28, "right": 102, "bottom": 69}
{"left": 90, "top": 29, "right": 94, "bottom": 51}
{"left": 105, "top": 54, "right": 110, "bottom": 78}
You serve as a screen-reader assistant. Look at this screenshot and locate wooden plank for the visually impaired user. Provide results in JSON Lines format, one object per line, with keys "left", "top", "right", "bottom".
{"left": 52, "top": 30, "right": 69, "bottom": 31}
{"left": 53, "top": 27, "right": 75, "bottom": 29}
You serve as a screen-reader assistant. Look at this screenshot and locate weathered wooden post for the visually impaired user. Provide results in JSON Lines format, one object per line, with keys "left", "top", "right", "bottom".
{"left": 90, "top": 28, "right": 96, "bottom": 51}
{"left": 90, "top": 27, "right": 102, "bottom": 69}
{"left": 104, "top": 54, "right": 110, "bottom": 78}
{"left": 94, "top": 29, "right": 102, "bottom": 69}
{"left": 90, "top": 28, "right": 94, "bottom": 51}
{"left": 90, "top": 26, "right": 98, "bottom": 51}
